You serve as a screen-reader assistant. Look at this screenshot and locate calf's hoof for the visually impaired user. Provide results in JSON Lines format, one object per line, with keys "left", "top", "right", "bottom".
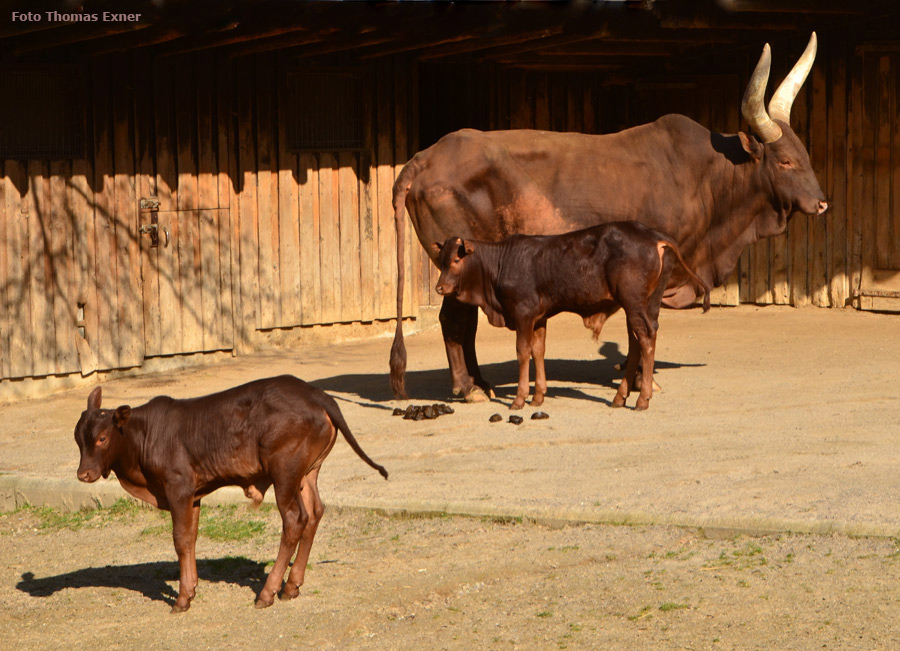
{"left": 509, "top": 398, "right": 525, "bottom": 410}
{"left": 611, "top": 395, "right": 626, "bottom": 409}
{"left": 255, "top": 591, "right": 276, "bottom": 609}
{"left": 280, "top": 584, "right": 301, "bottom": 601}
{"left": 531, "top": 394, "right": 544, "bottom": 407}
{"left": 465, "top": 386, "right": 491, "bottom": 403}
{"left": 170, "top": 600, "right": 191, "bottom": 614}
{"left": 635, "top": 397, "right": 650, "bottom": 411}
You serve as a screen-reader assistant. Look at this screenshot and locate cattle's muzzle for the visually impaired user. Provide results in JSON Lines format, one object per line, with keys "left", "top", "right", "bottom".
{"left": 435, "top": 283, "right": 453, "bottom": 296}
{"left": 77, "top": 468, "right": 101, "bottom": 483}
{"left": 816, "top": 200, "right": 828, "bottom": 215}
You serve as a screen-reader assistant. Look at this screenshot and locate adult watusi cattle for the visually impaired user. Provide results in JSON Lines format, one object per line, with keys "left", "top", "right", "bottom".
{"left": 74, "top": 376, "right": 388, "bottom": 613}
{"left": 433, "top": 222, "right": 710, "bottom": 411}
{"left": 390, "top": 34, "right": 827, "bottom": 402}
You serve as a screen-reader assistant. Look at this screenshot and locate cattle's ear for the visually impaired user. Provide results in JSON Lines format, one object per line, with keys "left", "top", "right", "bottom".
{"left": 87, "top": 386, "right": 102, "bottom": 410}
{"left": 462, "top": 240, "right": 475, "bottom": 255}
{"left": 738, "top": 131, "right": 764, "bottom": 161}
{"left": 113, "top": 405, "right": 131, "bottom": 430}
{"left": 431, "top": 241, "right": 443, "bottom": 255}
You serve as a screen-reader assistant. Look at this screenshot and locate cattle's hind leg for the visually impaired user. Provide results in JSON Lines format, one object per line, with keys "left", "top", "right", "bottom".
{"left": 256, "top": 475, "right": 307, "bottom": 609}
{"left": 531, "top": 321, "right": 548, "bottom": 407}
{"left": 281, "top": 468, "right": 324, "bottom": 601}
{"left": 612, "top": 313, "right": 642, "bottom": 408}
{"left": 511, "top": 324, "right": 536, "bottom": 410}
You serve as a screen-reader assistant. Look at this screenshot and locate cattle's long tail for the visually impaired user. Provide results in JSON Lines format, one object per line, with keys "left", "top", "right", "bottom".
{"left": 389, "top": 159, "right": 421, "bottom": 400}
{"left": 322, "top": 395, "right": 389, "bottom": 480}
{"left": 659, "top": 241, "right": 711, "bottom": 312}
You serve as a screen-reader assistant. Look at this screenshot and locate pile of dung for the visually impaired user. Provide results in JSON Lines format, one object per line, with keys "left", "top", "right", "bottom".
{"left": 392, "top": 403, "right": 455, "bottom": 421}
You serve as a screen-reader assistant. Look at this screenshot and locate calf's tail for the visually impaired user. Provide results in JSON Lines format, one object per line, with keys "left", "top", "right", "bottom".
{"left": 322, "top": 395, "right": 389, "bottom": 480}
{"left": 658, "top": 241, "right": 711, "bottom": 312}
{"left": 389, "top": 159, "right": 421, "bottom": 400}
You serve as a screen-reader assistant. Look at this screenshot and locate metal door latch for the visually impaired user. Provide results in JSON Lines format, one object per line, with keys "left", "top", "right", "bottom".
{"left": 139, "top": 216, "right": 169, "bottom": 248}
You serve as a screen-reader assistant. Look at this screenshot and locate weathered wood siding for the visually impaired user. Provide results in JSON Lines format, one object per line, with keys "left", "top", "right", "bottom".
{"left": 232, "top": 53, "right": 420, "bottom": 337}
{"left": 0, "top": 50, "right": 423, "bottom": 383}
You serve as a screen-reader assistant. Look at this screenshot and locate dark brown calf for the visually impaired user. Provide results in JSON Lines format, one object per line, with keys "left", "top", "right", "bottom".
{"left": 74, "top": 375, "right": 388, "bottom": 612}
{"left": 434, "top": 222, "right": 710, "bottom": 410}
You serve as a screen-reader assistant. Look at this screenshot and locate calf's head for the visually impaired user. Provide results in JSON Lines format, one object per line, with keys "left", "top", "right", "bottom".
{"left": 739, "top": 33, "right": 828, "bottom": 235}
{"left": 74, "top": 386, "right": 131, "bottom": 483}
{"left": 432, "top": 236, "right": 476, "bottom": 298}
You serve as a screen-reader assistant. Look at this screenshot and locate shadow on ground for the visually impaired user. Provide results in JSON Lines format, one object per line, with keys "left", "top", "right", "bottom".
{"left": 312, "top": 341, "right": 704, "bottom": 405}
{"left": 16, "top": 557, "right": 268, "bottom": 608}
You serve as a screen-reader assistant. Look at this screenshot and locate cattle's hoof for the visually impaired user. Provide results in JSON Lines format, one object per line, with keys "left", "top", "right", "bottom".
{"left": 509, "top": 400, "right": 525, "bottom": 410}
{"left": 635, "top": 398, "right": 650, "bottom": 411}
{"left": 279, "top": 585, "right": 300, "bottom": 601}
{"left": 611, "top": 396, "right": 626, "bottom": 408}
{"left": 465, "top": 387, "right": 490, "bottom": 403}
{"left": 170, "top": 601, "right": 191, "bottom": 614}
{"left": 255, "top": 590, "right": 276, "bottom": 609}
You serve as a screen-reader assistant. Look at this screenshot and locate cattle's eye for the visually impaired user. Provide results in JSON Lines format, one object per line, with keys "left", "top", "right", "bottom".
{"left": 779, "top": 160, "right": 794, "bottom": 169}
{"left": 97, "top": 434, "right": 108, "bottom": 445}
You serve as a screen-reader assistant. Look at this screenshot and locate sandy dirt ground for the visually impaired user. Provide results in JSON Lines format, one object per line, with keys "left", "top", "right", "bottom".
{"left": 1, "top": 305, "right": 900, "bottom": 648}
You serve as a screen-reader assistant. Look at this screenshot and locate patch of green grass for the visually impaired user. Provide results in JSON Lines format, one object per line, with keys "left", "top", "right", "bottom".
{"left": 15, "top": 498, "right": 144, "bottom": 532}
{"left": 536, "top": 610, "right": 553, "bottom": 618}
{"left": 198, "top": 504, "right": 268, "bottom": 542}
{"left": 658, "top": 602, "right": 690, "bottom": 612}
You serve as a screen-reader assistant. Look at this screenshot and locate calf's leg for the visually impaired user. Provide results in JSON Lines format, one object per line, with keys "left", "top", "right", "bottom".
{"left": 512, "top": 326, "right": 535, "bottom": 410}
{"left": 531, "top": 322, "right": 548, "bottom": 407}
{"left": 612, "top": 313, "right": 642, "bottom": 408}
{"left": 256, "top": 475, "right": 307, "bottom": 609}
{"left": 281, "top": 468, "right": 325, "bottom": 600}
{"left": 169, "top": 501, "right": 201, "bottom": 613}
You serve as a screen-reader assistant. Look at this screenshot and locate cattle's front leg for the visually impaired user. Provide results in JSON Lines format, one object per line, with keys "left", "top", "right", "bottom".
{"left": 282, "top": 469, "right": 324, "bottom": 600}
{"left": 440, "top": 298, "right": 489, "bottom": 402}
{"left": 511, "top": 327, "right": 534, "bottom": 410}
{"left": 531, "top": 322, "right": 548, "bottom": 407}
{"left": 169, "top": 501, "right": 201, "bottom": 613}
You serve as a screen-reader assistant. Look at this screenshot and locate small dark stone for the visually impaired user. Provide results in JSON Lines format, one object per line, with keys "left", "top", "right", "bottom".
{"left": 434, "top": 403, "right": 454, "bottom": 415}
{"left": 508, "top": 415, "right": 524, "bottom": 425}
{"left": 392, "top": 408, "right": 404, "bottom": 416}
{"left": 413, "top": 410, "right": 426, "bottom": 421}
{"left": 423, "top": 405, "right": 435, "bottom": 419}
{"left": 489, "top": 413, "right": 503, "bottom": 423}
{"left": 531, "top": 411, "right": 550, "bottom": 420}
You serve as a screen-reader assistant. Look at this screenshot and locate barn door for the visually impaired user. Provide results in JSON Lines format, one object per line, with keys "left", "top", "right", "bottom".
{"left": 139, "top": 200, "right": 234, "bottom": 356}
{"left": 854, "top": 46, "right": 900, "bottom": 311}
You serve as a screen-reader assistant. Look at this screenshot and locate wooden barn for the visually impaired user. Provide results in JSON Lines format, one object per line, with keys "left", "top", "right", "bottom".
{"left": 0, "top": 0, "right": 897, "bottom": 398}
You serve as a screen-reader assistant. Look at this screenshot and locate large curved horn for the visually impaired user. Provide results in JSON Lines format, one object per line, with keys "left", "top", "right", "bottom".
{"left": 741, "top": 42, "right": 782, "bottom": 143}
{"left": 768, "top": 32, "right": 817, "bottom": 124}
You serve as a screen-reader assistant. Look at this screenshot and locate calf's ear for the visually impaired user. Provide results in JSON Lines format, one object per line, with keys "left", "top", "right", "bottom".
{"left": 431, "top": 241, "right": 443, "bottom": 255}
{"left": 113, "top": 405, "right": 132, "bottom": 430}
{"left": 463, "top": 240, "right": 475, "bottom": 255}
{"left": 87, "top": 386, "right": 102, "bottom": 410}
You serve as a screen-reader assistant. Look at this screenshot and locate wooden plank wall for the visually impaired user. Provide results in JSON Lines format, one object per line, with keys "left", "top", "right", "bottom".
{"left": 0, "top": 56, "right": 143, "bottom": 381}
{"left": 0, "top": 51, "right": 235, "bottom": 382}
{"left": 233, "top": 53, "right": 421, "bottom": 336}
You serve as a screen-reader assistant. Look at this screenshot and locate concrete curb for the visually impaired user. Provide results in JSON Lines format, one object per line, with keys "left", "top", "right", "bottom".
{"left": 3, "top": 473, "right": 898, "bottom": 540}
